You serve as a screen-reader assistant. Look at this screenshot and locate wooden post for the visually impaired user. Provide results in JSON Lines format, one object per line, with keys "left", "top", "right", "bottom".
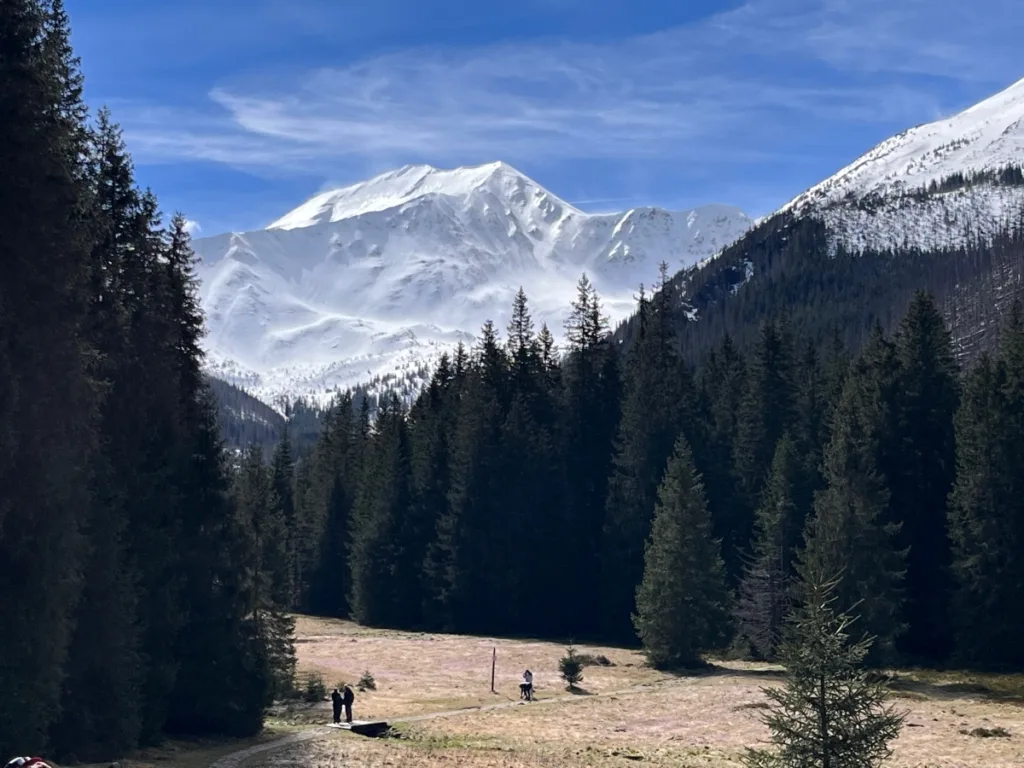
{"left": 491, "top": 647, "right": 496, "bottom": 693}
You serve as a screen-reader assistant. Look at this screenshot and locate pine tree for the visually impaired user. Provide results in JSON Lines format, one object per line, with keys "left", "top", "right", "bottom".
{"left": 633, "top": 436, "right": 732, "bottom": 668}
{"left": 744, "top": 564, "right": 904, "bottom": 768}
{"left": 562, "top": 276, "right": 621, "bottom": 638}
{"left": 501, "top": 290, "right": 565, "bottom": 636}
{"left": 948, "top": 303, "right": 1024, "bottom": 667}
{"left": 301, "top": 395, "right": 360, "bottom": 617}
{"left": 733, "top": 319, "right": 799, "bottom": 573}
{"left": 412, "top": 356, "right": 459, "bottom": 629}
{"left": 698, "top": 334, "right": 748, "bottom": 582}
{"left": 736, "top": 434, "right": 805, "bottom": 660}
{"left": 50, "top": 107, "right": 153, "bottom": 760}
{"left": 799, "top": 341, "right": 906, "bottom": 665}
{"left": 603, "top": 269, "right": 698, "bottom": 643}
{"left": 889, "top": 291, "right": 959, "bottom": 662}
{"left": 349, "top": 395, "right": 413, "bottom": 626}
{"left": 233, "top": 446, "right": 297, "bottom": 700}
{"left": 0, "top": 0, "right": 98, "bottom": 754}
{"left": 432, "top": 325, "right": 510, "bottom": 632}
{"left": 270, "top": 432, "right": 297, "bottom": 606}
{"left": 163, "top": 215, "right": 270, "bottom": 736}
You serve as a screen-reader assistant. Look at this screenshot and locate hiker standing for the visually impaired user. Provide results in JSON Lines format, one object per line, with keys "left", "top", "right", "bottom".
{"left": 331, "top": 687, "right": 343, "bottom": 724}
{"left": 342, "top": 684, "right": 355, "bottom": 723}
{"left": 522, "top": 669, "right": 534, "bottom": 701}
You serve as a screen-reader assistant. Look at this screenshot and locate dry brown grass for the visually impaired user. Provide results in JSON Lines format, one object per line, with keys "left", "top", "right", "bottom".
{"left": 266, "top": 616, "right": 1024, "bottom": 768}
{"left": 289, "top": 615, "right": 667, "bottom": 721}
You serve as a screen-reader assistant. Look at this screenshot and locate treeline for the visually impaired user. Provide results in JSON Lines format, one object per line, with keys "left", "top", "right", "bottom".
{"left": 251, "top": 257, "right": 1024, "bottom": 670}
{"left": 630, "top": 211, "right": 1024, "bottom": 367}
{"left": 0, "top": 2, "right": 291, "bottom": 761}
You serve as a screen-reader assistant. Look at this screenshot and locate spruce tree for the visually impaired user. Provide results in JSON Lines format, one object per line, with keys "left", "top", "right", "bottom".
{"left": 603, "top": 269, "right": 698, "bottom": 643}
{"left": 744, "top": 564, "right": 904, "bottom": 768}
{"left": 432, "top": 325, "right": 510, "bottom": 632}
{"left": 733, "top": 319, "right": 798, "bottom": 574}
{"left": 698, "top": 334, "right": 748, "bottom": 582}
{"left": 889, "top": 291, "right": 959, "bottom": 662}
{"left": 735, "top": 434, "right": 805, "bottom": 660}
{"left": 0, "top": 0, "right": 98, "bottom": 754}
{"left": 562, "top": 276, "right": 621, "bottom": 638}
{"left": 633, "top": 436, "right": 731, "bottom": 668}
{"left": 163, "top": 215, "right": 270, "bottom": 736}
{"left": 270, "top": 432, "right": 297, "bottom": 605}
{"left": 799, "top": 343, "right": 906, "bottom": 664}
{"left": 948, "top": 303, "right": 1024, "bottom": 666}
{"left": 301, "top": 395, "right": 359, "bottom": 616}
{"left": 234, "top": 446, "right": 297, "bottom": 700}
{"left": 349, "top": 395, "right": 413, "bottom": 626}
{"left": 412, "top": 356, "right": 459, "bottom": 629}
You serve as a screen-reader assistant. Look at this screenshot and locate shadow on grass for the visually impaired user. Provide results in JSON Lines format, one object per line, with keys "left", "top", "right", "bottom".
{"left": 886, "top": 672, "right": 1024, "bottom": 703}
{"left": 565, "top": 686, "right": 595, "bottom": 696}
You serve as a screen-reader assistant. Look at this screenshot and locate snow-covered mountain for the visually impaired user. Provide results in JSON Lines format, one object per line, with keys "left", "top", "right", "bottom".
{"left": 193, "top": 162, "right": 752, "bottom": 404}
{"left": 783, "top": 76, "right": 1024, "bottom": 253}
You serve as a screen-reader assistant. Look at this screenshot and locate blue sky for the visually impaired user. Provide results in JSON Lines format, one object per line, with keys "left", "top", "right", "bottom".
{"left": 67, "top": 0, "right": 1024, "bottom": 236}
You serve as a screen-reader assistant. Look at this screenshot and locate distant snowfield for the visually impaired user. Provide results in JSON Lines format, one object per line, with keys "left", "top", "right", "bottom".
{"left": 193, "top": 162, "right": 752, "bottom": 405}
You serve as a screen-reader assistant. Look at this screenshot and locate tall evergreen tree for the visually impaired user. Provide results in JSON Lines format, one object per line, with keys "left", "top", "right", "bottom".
{"left": 735, "top": 434, "right": 805, "bottom": 661}
{"left": 51, "top": 110, "right": 149, "bottom": 761}
{"left": 432, "top": 323, "right": 510, "bottom": 632}
{"left": 733, "top": 319, "right": 798, "bottom": 574}
{"left": 300, "top": 395, "right": 360, "bottom": 616}
{"left": 603, "top": 268, "right": 698, "bottom": 643}
{"left": 699, "top": 334, "right": 748, "bottom": 582}
{"left": 270, "top": 431, "right": 297, "bottom": 605}
{"left": 948, "top": 302, "right": 1024, "bottom": 667}
{"left": 233, "top": 446, "right": 297, "bottom": 700}
{"left": 349, "top": 395, "right": 413, "bottom": 626}
{"left": 888, "top": 291, "right": 959, "bottom": 662}
{"left": 799, "top": 335, "right": 906, "bottom": 664}
{"left": 633, "top": 436, "right": 732, "bottom": 668}
{"left": 561, "top": 276, "right": 621, "bottom": 638}
{"left": 163, "top": 216, "right": 270, "bottom": 737}
{"left": 0, "top": 0, "right": 98, "bottom": 754}
{"left": 413, "top": 356, "right": 460, "bottom": 629}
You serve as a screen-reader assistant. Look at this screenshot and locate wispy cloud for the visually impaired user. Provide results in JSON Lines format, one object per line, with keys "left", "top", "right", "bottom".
{"left": 118, "top": 0, "right": 1022, "bottom": 181}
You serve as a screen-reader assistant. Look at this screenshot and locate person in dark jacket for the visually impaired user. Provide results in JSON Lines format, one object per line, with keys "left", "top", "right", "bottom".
{"left": 342, "top": 684, "right": 355, "bottom": 723}
{"left": 331, "top": 688, "right": 343, "bottom": 724}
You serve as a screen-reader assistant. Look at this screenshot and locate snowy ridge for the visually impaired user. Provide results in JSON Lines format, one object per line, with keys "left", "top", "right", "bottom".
{"left": 762, "top": 76, "right": 1024, "bottom": 256}
{"left": 785, "top": 77, "right": 1024, "bottom": 212}
{"left": 194, "top": 162, "right": 752, "bottom": 404}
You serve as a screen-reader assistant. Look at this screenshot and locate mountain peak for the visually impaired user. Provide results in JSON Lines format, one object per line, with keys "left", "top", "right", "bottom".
{"left": 267, "top": 160, "right": 557, "bottom": 231}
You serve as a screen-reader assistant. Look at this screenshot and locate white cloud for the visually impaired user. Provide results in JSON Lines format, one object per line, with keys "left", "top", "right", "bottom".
{"left": 118, "top": 0, "right": 1023, "bottom": 179}
{"left": 183, "top": 219, "right": 202, "bottom": 235}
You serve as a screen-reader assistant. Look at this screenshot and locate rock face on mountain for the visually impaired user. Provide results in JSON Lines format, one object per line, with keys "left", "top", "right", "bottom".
{"left": 192, "top": 161, "right": 752, "bottom": 404}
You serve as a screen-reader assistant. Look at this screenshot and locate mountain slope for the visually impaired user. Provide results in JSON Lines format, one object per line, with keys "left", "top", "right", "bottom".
{"left": 193, "top": 162, "right": 751, "bottom": 404}
{"left": 614, "top": 76, "right": 1024, "bottom": 363}
{"left": 786, "top": 76, "right": 1024, "bottom": 211}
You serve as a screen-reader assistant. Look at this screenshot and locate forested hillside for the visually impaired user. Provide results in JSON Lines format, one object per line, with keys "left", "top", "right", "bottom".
{"left": 0, "top": 1, "right": 294, "bottom": 760}
{"left": 613, "top": 189, "right": 1024, "bottom": 365}
{"left": 243, "top": 260, "right": 1024, "bottom": 671}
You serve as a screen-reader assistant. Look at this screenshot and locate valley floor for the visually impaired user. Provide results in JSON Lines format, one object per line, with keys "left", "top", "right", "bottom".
{"left": 92, "top": 616, "right": 1024, "bottom": 768}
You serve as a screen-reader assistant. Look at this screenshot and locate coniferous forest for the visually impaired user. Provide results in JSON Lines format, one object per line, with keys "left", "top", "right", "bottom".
{"left": 0, "top": 1, "right": 293, "bottom": 760}
{"left": 277, "top": 264, "right": 1024, "bottom": 675}
{"left": 6, "top": 1, "right": 1024, "bottom": 764}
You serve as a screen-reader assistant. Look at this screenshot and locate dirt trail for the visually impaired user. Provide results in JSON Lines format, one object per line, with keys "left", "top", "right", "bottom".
{"left": 209, "top": 682, "right": 665, "bottom": 768}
